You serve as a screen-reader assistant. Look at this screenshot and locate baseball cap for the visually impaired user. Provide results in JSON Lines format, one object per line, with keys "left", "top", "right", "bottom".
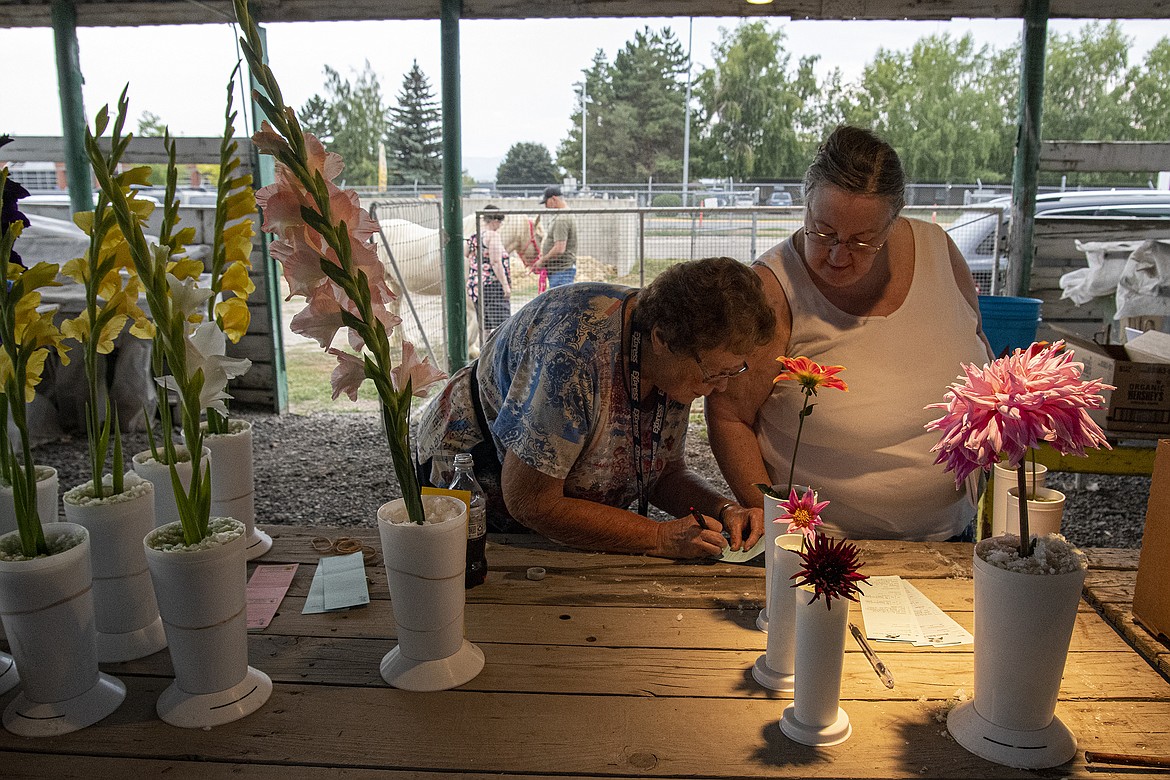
{"left": 541, "top": 185, "right": 562, "bottom": 204}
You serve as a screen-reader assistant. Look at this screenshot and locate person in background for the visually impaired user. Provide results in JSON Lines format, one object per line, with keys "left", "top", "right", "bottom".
{"left": 466, "top": 204, "right": 512, "bottom": 336}
{"left": 707, "top": 125, "right": 992, "bottom": 544}
{"left": 416, "top": 256, "right": 775, "bottom": 559}
{"left": 535, "top": 185, "right": 578, "bottom": 288}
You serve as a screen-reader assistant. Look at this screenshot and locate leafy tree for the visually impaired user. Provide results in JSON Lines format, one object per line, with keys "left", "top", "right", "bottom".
{"left": 497, "top": 142, "right": 560, "bottom": 185}
{"left": 1043, "top": 22, "right": 1135, "bottom": 144}
{"left": 137, "top": 111, "right": 166, "bottom": 137}
{"left": 387, "top": 60, "right": 442, "bottom": 185}
{"left": 1128, "top": 37, "right": 1170, "bottom": 143}
{"left": 299, "top": 62, "right": 388, "bottom": 185}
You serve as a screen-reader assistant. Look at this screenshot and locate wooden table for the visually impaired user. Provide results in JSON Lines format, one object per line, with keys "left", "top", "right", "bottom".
{"left": 2, "top": 527, "right": 1168, "bottom": 778}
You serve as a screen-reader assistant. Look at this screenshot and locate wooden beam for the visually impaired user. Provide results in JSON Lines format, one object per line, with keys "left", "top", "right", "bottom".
{"left": 2, "top": 135, "right": 253, "bottom": 167}
{"left": 1041, "top": 141, "right": 1170, "bottom": 173}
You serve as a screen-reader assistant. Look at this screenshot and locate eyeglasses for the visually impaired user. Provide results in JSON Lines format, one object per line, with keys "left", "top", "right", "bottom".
{"left": 803, "top": 227, "right": 888, "bottom": 255}
{"left": 695, "top": 353, "right": 749, "bottom": 383}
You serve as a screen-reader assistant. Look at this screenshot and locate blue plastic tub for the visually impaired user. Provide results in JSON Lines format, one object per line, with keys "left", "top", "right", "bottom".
{"left": 978, "top": 295, "right": 1042, "bottom": 358}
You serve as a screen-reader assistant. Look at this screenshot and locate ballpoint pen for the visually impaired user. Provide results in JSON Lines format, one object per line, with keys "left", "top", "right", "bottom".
{"left": 690, "top": 507, "right": 705, "bottom": 529}
{"left": 849, "top": 622, "right": 895, "bottom": 689}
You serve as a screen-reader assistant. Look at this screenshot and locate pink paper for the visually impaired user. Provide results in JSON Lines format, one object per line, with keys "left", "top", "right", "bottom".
{"left": 247, "top": 563, "right": 299, "bottom": 630}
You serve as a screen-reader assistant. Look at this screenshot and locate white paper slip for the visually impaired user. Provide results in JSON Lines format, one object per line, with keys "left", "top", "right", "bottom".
{"left": 859, "top": 575, "right": 926, "bottom": 644}
{"left": 902, "top": 579, "right": 973, "bottom": 647}
{"left": 302, "top": 552, "right": 370, "bottom": 614}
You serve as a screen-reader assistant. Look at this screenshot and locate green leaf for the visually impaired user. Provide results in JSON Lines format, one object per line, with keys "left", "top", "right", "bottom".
{"left": 755, "top": 483, "right": 785, "bottom": 499}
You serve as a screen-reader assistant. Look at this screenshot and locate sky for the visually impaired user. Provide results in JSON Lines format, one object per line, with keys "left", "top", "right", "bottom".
{"left": 3, "top": 16, "right": 1170, "bottom": 180}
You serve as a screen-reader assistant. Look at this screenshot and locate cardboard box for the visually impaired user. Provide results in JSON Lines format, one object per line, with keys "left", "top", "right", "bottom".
{"left": 1124, "top": 329, "right": 1170, "bottom": 364}
{"left": 1054, "top": 326, "right": 1170, "bottom": 435}
{"left": 1133, "top": 439, "right": 1170, "bottom": 644}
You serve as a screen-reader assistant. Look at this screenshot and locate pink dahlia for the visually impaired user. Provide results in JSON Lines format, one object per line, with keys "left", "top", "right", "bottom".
{"left": 778, "top": 487, "right": 828, "bottom": 543}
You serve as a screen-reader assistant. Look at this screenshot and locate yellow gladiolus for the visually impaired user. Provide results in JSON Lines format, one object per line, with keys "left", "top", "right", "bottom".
{"left": 169, "top": 257, "right": 205, "bottom": 281}
{"left": 220, "top": 261, "right": 255, "bottom": 298}
{"left": 221, "top": 221, "right": 254, "bottom": 265}
{"left": 215, "top": 295, "right": 251, "bottom": 343}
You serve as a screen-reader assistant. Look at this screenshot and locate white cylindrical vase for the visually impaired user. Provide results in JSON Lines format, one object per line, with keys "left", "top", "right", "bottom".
{"left": 0, "top": 465, "right": 59, "bottom": 536}
{"left": 947, "top": 539, "right": 1087, "bottom": 769}
{"left": 0, "top": 651, "right": 17, "bottom": 696}
{"left": 780, "top": 591, "right": 852, "bottom": 747}
{"left": 199, "top": 420, "right": 270, "bottom": 560}
{"left": 144, "top": 517, "right": 271, "bottom": 728}
{"left": 752, "top": 533, "right": 805, "bottom": 691}
{"left": 992, "top": 462, "right": 1046, "bottom": 537}
{"left": 64, "top": 472, "right": 166, "bottom": 663}
{"left": 757, "top": 486, "right": 811, "bottom": 632}
{"left": 377, "top": 494, "right": 485, "bottom": 691}
{"left": 1006, "top": 487, "right": 1066, "bottom": 539}
{"left": 132, "top": 447, "right": 202, "bottom": 529}
{"left": 0, "top": 523, "right": 126, "bottom": 737}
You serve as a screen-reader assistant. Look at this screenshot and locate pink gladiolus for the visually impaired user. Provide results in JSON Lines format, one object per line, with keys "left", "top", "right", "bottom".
{"left": 328, "top": 348, "right": 366, "bottom": 401}
{"left": 777, "top": 487, "right": 829, "bottom": 542}
{"left": 392, "top": 341, "right": 447, "bottom": 397}
{"left": 926, "top": 340, "right": 1112, "bottom": 487}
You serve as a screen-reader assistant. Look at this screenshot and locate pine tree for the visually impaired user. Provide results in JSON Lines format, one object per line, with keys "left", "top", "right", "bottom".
{"left": 387, "top": 61, "right": 443, "bottom": 185}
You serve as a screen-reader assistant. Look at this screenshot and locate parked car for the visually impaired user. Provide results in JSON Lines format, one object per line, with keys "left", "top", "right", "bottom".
{"left": 949, "top": 189, "right": 1170, "bottom": 293}
{"left": 767, "top": 191, "right": 794, "bottom": 207}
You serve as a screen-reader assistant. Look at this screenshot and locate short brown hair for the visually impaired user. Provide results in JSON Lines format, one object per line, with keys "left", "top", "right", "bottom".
{"left": 637, "top": 257, "right": 775, "bottom": 356}
{"left": 803, "top": 125, "right": 906, "bottom": 217}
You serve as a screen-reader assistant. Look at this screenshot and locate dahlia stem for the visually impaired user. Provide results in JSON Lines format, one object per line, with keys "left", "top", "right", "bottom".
{"left": 1016, "top": 463, "right": 1033, "bottom": 558}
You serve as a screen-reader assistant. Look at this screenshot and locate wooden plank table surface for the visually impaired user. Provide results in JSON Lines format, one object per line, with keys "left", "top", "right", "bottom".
{"left": 2, "top": 526, "right": 1168, "bottom": 779}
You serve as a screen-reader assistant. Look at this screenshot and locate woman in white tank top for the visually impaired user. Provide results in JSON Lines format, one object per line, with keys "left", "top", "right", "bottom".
{"left": 707, "top": 126, "right": 992, "bottom": 545}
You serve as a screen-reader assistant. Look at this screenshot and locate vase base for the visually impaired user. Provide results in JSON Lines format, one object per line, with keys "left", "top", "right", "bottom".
{"left": 380, "top": 639, "right": 485, "bottom": 691}
{"left": 751, "top": 654, "right": 794, "bottom": 692}
{"left": 97, "top": 617, "right": 168, "bottom": 663}
{"left": 245, "top": 528, "right": 273, "bottom": 561}
{"left": 156, "top": 666, "right": 272, "bottom": 729}
{"left": 947, "top": 700, "right": 1076, "bottom": 769}
{"left": 780, "top": 704, "right": 852, "bottom": 747}
{"left": 756, "top": 608, "right": 768, "bottom": 633}
{"left": 0, "top": 653, "right": 19, "bottom": 696}
{"left": 3, "top": 672, "right": 125, "bottom": 737}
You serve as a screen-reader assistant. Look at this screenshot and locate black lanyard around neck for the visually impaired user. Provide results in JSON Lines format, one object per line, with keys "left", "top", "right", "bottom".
{"left": 627, "top": 311, "right": 666, "bottom": 517}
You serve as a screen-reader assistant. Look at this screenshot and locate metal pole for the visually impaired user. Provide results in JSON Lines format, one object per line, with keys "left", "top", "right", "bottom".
{"left": 440, "top": 0, "right": 467, "bottom": 371}
{"left": 682, "top": 17, "right": 693, "bottom": 208}
{"left": 581, "top": 83, "right": 587, "bottom": 191}
{"left": 1007, "top": 0, "right": 1049, "bottom": 298}
{"left": 50, "top": 0, "right": 93, "bottom": 214}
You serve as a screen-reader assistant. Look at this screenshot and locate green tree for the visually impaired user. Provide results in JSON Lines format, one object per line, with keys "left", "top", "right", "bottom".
{"left": 557, "top": 50, "right": 611, "bottom": 184}
{"left": 847, "top": 33, "right": 1007, "bottom": 183}
{"left": 299, "top": 62, "right": 388, "bottom": 185}
{"left": 137, "top": 111, "right": 166, "bottom": 137}
{"left": 387, "top": 60, "right": 442, "bottom": 185}
{"left": 497, "top": 142, "right": 560, "bottom": 185}
{"left": 1128, "top": 37, "right": 1170, "bottom": 143}
{"left": 1043, "top": 22, "right": 1134, "bottom": 144}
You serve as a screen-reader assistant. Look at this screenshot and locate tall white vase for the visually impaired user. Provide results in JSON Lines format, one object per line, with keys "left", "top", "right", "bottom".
{"left": 199, "top": 420, "right": 271, "bottom": 560}
{"left": 132, "top": 447, "right": 201, "bottom": 529}
{"left": 378, "top": 494, "right": 485, "bottom": 691}
{"left": 0, "top": 651, "right": 17, "bottom": 696}
{"left": 992, "top": 462, "right": 1046, "bottom": 537}
{"left": 0, "top": 465, "right": 59, "bottom": 536}
{"left": 947, "top": 539, "right": 1087, "bottom": 769}
{"left": 63, "top": 472, "right": 167, "bottom": 662}
{"left": 1006, "top": 487, "right": 1066, "bottom": 539}
{"left": 757, "top": 486, "right": 811, "bottom": 632}
{"left": 752, "top": 533, "right": 805, "bottom": 691}
{"left": 144, "top": 517, "right": 272, "bottom": 728}
{"left": 780, "top": 592, "right": 852, "bottom": 747}
{"left": 0, "top": 523, "right": 126, "bottom": 737}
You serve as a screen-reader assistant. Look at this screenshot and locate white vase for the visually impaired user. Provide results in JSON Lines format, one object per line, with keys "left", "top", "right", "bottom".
{"left": 1006, "top": 487, "right": 1066, "bottom": 539}
{"left": 144, "top": 517, "right": 272, "bottom": 728}
{"left": 63, "top": 472, "right": 167, "bottom": 663}
{"left": 0, "top": 465, "right": 59, "bottom": 537}
{"left": 993, "top": 462, "right": 1047, "bottom": 537}
{"left": 779, "top": 591, "right": 852, "bottom": 747}
{"left": 752, "top": 533, "right": 804, "bottom": 691}
{"left": 947, "top": 541, "right": 1087, "bottom": 769}
{"left": 757, "top": 485, "right": 811, "bottom": 632}
{"left": 198, "top": 420, "right": 271, "bottom": 560}
{"left": 132, "top": 447, "right": 202, "bottom": 529}
{"left": 0, "top": 523, "right": 126, "bottom": 737}
{"left": 0, "top": 651, "right": 17, "bottom": 696}
{"left": 377, "top": 494, "right": 485, "bottom": 691}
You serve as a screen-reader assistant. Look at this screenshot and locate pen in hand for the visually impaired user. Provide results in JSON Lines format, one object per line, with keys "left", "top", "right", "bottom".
{"left": 690, "top": 507, "right": 706, "bottom": 530}
{"left": 850, "top": 622, "right": 895, "bottom": 689}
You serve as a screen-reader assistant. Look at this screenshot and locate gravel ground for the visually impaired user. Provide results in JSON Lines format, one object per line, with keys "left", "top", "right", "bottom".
{"left": 31, "top": 409, "right": 1152, "bottom": 549}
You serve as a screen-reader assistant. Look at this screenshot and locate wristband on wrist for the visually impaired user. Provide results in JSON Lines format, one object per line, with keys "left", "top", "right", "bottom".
{"left": 716, "top": 502, "right": 736, "bottom": 522}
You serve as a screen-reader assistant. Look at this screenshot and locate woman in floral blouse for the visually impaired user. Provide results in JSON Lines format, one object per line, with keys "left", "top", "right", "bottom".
{"left": 416, "top": 256, "right": 774, "bottom": 559}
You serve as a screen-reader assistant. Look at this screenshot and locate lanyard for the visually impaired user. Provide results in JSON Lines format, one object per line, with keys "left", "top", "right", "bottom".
{"left": 628, "top": 323, "right": 666, "bottom": 517}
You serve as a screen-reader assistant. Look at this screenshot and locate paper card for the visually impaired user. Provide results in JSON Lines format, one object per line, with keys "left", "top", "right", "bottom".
{"left": 859, "top": 575, "right": 925, "bottom": 644}
{"left": 302, "top": 553, "right": 369, "bottom": 615}
{"left": 719, "top": 535, "right": 766, "bottom": 563}
{"left": 902, "top": 580, "right": 973, "bottom": 647}
{"left": 246, "top": 564, "right": 298, "bottom": 630}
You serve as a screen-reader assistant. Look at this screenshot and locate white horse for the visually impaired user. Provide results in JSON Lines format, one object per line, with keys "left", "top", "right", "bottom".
{"left": 374, "top": 214, "right": 544, "bottom": 355}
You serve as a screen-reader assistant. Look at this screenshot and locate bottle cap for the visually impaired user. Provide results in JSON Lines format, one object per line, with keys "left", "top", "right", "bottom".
{"left": 526, "top": 567, "right": 546, "bottom": 581}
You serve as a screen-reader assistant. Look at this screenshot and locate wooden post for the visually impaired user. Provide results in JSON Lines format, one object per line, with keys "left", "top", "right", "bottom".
{"left": 441, "top": 0, "right": 467, "bottom": 372}
{"left": 1007, "top": 0, "right": 1049, "bottom": 298}
{"left": 50, "top": 0, "right": 92, "bottom": 214}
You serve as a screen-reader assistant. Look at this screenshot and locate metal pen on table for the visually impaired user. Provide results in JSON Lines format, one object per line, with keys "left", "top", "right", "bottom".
{"left": 849, "top": 622, "right": 895, "bottom": 689}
